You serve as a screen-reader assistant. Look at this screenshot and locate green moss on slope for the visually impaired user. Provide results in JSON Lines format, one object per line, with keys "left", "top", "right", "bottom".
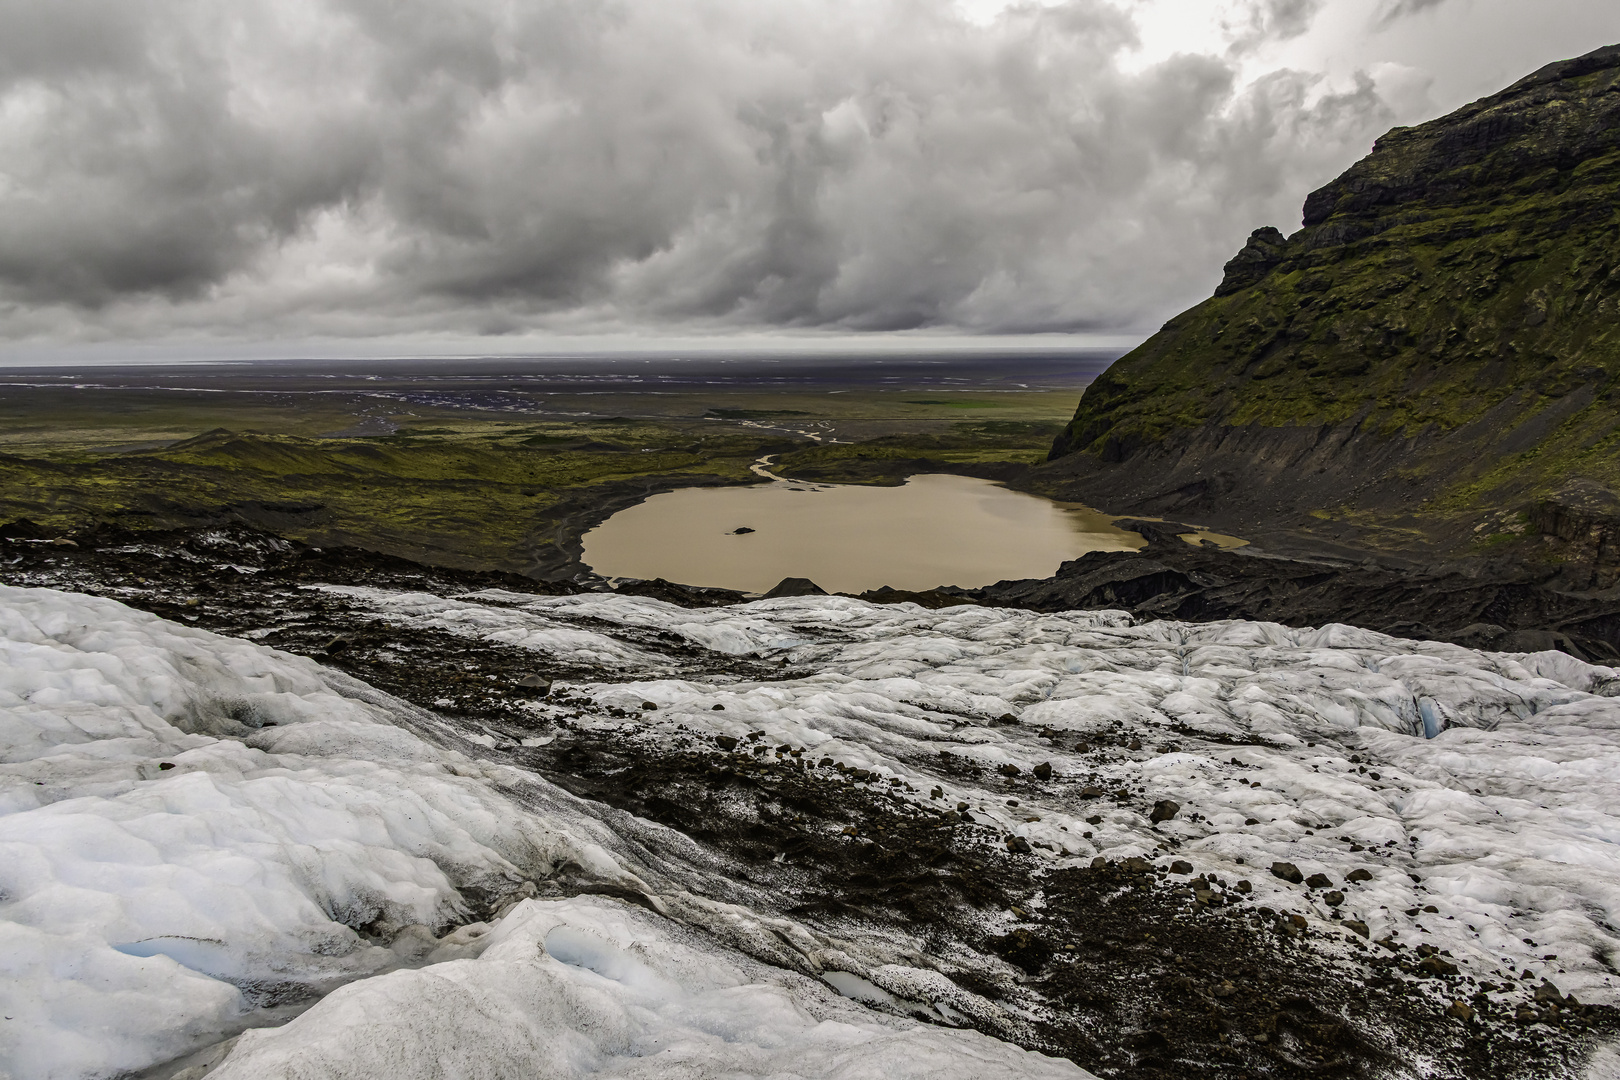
{"left": 1047, "top": 45, "right": 1620, "bottom": 555}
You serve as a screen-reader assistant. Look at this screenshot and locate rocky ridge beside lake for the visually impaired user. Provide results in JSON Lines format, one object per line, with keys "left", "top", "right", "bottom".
{"left": 1040, "top": 45, "right": 1620, "bottom": 583}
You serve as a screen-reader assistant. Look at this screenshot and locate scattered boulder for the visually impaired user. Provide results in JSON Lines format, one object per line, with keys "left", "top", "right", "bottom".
{"left": 998, "top": 764, "right": 1022, "bottom": 777}
{"left": 641, "top": 700, "right": 659, "bottom": 710}
{"left": 1271, "top": 862, "right": 1304, "bottom": 884}
{"left": 763, "top": 577, "right": 827, "bottom": 598}
{"left": 1417, "top": 955, "right": 1460, "bottom": 978}
{"left": 988, "top": 928, "right": 1053, "bottom": 974}
{"left": 1346, "top": 868, "right": 1374, "bottom": 883}
{"left": 1169, "top": 860, "right": 1193, "bottom": 875}
{"left": 515, "top": 674, "right": 551, "bottom": 695}
{"left": 1305, "top": 873, "right": 1333, "bottom": 889}
{"left": 714, "top": 736, "right": 739, "bottom": 751}
{"left": 0, "top": 519, "right": 51, "bottom": 540}
{"left": 1080, "top": 785, "right": 1106, "bottom": 799}
{"left": 1343, "top": 920, "right": 1370, "bottom": 938}
{"left": 1446, "top": 1000, "right": 1475, "bottom": 1022}
{"left": 1032, "top": 762, "right": 1053, "bottom": 781}
{"left": 1150, "top": 799, "right": 1181, "bottom": 824}
{"left": 1005, "top": 835, "right": 1033, "bottom": 855}
{"left": 1324, "top": 890, "right": 1345, "bottom": 907}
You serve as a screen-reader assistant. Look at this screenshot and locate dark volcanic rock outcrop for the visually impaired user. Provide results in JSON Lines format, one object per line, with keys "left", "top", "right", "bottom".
{"left": 763, "top": 576, "right": 829, "bottom": 598}
{"left": 964, "top": 535, "right": 1620, "bottom": 661}
{"left": 1041, "top": 45, "right": 1620, "bottom": 579}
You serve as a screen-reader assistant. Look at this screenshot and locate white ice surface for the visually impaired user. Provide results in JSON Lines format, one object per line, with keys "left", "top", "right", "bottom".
{"left": 211, "top": 895, "right": 1090, "bottom": 1080}
{"left": 8, "top": 583, "right": 1620, "bottom": 1079}
{"left": 336, "top": 587, "right": 1620, "bottom": 1005}
{"left": 0, "top": 587, "right": 639, "bottom": 1080}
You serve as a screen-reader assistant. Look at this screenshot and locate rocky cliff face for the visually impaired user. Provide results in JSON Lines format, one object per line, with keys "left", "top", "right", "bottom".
{"left": 1040, "top": 45, "right": 1620, "bottom": 581}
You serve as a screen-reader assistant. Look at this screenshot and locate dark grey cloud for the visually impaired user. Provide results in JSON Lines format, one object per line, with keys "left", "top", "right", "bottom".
{"left": 1224, "top": 0, "right": 1325, "bottom": 52}
{"left": 0, "top": 0, "right": 1438, "bottom": 340}
{"left": 1375, "top": 0, "right": 1452, "bottom": 29}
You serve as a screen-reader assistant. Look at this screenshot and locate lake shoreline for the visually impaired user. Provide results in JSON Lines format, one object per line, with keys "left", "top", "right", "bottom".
{"left": 507, "top": 467, "right": 1620, "bottom": 659}
{"left": 7, "top": 464, "right": 1619, "bottom": 658}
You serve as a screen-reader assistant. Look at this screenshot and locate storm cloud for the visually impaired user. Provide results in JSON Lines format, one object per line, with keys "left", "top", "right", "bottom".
{"left": 0, "top": 0, "right": 1597, "bottom": 342}
{"left": 1374, "top": 0, "right": 1451, "bottom": 28}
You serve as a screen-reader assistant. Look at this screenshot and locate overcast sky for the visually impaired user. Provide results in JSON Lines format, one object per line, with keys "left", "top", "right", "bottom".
{"left": 1, "top": 0, "right": 1616, "bottom": 358}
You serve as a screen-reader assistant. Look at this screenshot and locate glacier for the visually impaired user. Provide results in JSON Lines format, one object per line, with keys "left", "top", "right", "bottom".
{"left": 2, "top": 582, "right": 1618, "bottom": 1078}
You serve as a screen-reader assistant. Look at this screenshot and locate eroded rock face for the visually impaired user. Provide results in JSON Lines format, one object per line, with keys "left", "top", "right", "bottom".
{"left": 1531, "top": 481, "right": 1620, "bottom": 580}
{"left": 1213, "top": 227, "right": 1288, "bottom": 297}
{"left": 1043, "top": 44, "right": 1620, "bottom": 572}
{"left": 1299, "top": 45, "right": 1620, "bottom": 233}
{"left": 965, "top": 534, "right": 1620, "bottom": 660}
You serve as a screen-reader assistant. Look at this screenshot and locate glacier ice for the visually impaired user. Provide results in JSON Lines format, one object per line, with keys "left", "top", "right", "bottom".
{"left": 4, "top": 582, "right": 1620, "bottom": 1078}
{"left": 0, "top": 587, "right": 642, "bottom": 1078}
{"left": 210, "top": 895, "right": 1090, "bottom": 1080}
{"left": 329, "top": 586, "right": 1620, "bottom": 1003}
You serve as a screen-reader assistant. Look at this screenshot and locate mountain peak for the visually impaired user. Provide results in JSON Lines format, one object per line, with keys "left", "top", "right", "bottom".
{"left": 1043, "top": 44, "right": 1620, "bottom": 582}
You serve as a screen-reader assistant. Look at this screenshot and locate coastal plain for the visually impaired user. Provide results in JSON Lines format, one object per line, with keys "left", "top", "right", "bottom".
{"left": 0, "top": 353, "right": 1107, "bottom": 577}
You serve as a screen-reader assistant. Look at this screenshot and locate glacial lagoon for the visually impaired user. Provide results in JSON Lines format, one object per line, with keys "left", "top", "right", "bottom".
{"left": 581, "top": 470, "right": 1149, "bottom": 594}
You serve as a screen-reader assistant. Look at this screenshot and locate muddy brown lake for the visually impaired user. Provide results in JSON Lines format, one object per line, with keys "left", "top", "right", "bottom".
{"left": 580, "top": 471, "right": 1146, "bottom": 594}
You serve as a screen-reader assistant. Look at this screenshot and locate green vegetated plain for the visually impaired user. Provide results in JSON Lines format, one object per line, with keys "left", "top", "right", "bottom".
{"left": 774, "top": 421, "right": 1061, "bottom": 484}
{"left": 0, "top": 386, "right": 1072, "bottom": 576}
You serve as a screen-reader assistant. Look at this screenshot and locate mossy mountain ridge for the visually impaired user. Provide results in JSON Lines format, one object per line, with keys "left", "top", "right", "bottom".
{"left": 1042, "top": 44, "right": 1620, "bottom": 582}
